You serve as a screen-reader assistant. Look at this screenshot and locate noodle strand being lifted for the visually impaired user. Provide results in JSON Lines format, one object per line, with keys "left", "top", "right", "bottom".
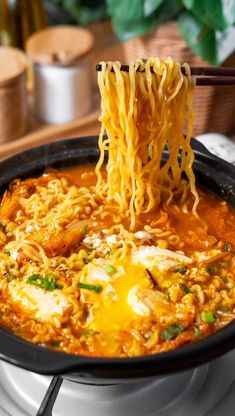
{"left": 96, "top": 57, "right": 199, "bottom": 230}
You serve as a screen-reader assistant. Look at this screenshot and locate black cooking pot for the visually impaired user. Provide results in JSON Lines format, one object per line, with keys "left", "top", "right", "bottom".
{"left": 0, "top": 136, "right": 235, "bottom": 383}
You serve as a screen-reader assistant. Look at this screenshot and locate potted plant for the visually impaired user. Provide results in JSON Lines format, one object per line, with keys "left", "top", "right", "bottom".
{"left": 106, "top": 0, "right": 235, "bottom": 135}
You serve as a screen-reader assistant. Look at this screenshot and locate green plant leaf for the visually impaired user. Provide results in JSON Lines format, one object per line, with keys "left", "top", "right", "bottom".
{"left": 179, "top": 10, "right": 235, "bottom": 64}
{"left": 107, "top": 0, "right": 146, "bottom": 23}
{"left": 154, "top": 0, "right": 183, "bottom": 25}
{"left": 181, "top": 0, "right": 194, "bottom": 7}
{"left": 112, "top": 14, "right": 157, "bottom": 41}
{"left": 144, "top": 0, "right": 164, "bottom": 17}
{"left": 178, "top": 11, "right": 217, "bottom": 64}
{"left": 108, "top": 0, "right": 182, "bottom": 41}
{"left": 182, "top": 0, "right": 235, "bottom": 31}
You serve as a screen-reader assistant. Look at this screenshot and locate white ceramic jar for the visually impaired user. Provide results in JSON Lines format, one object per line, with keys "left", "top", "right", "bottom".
{"left": 26, "top": 26, "right": 94, "bottom": 125}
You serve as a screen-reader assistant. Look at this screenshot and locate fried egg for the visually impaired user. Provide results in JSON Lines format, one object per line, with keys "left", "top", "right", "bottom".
{"left": 8, "top": 280, "right": 72, "bottom": 327}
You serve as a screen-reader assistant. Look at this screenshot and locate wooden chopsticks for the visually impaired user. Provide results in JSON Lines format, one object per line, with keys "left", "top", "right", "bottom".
{"left": 95, "top": 64, "right": 235, "bottom": 86}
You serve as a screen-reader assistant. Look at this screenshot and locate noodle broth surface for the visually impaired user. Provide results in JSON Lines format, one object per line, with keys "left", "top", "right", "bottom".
{"left": 0, "top": 165, "right": 235, "bottom": 357}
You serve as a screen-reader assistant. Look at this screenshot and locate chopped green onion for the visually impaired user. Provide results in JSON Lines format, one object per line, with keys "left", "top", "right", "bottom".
{"left": 193, "top": 326, "right": 202, "bottom": 338}
{"left": 44, "top": 274, "right": 58, "bottom": 291}
{"left": 83, "top": 257, "right": 91, "bottom": 264}
{"left": 82, "top": 330, "right": 90, "bottom": 337}
{"left": 179, "top": 283, "right": 191, "bottom": 294}
{"left": 27, "top": 273, "right": 61, "bottom": 291}
{"left": 51, "top": 340, "right": 61, "bottom": 347}
{"left": 78, "top": 282, "right": 103, "bottom": 293}
{"left": 176, "top": 267, "right": 187, "bottom": 275}
{"left": 206, "top": 261, "right": 228, "bottom": 273}
{"left": 82, "top": 330, "right": 99, "bottom": 337}
{"left": 218, "top": 305, "right": 229, "bottom": 313}
{"left": 27, "top": 274, "right": 43, "bottom": 287}
{"left": 223, "top": 243, "right": 230, "bottom": 252}
{"left": 81, "top": 224, "right": 88, "bottom": 235}
{"left": 200, "top": 310, "right": 216, "bottom": 324}
{"left": 4, "top": 273, "right": 14, "bottom": 282}
{"left": 142, "top": 58, "right": 147, "bottom": 63}
{"left": 231, "top": 252, "right": 235, "bottom": 257}
{"left": 205, "top": 266, "right": 214, "bottom": 274}
{"left": 104, "top": 264, "right": 116, "bottom": 275}
{"left": 162, "top": 323, "right": 184, "bottom": 341}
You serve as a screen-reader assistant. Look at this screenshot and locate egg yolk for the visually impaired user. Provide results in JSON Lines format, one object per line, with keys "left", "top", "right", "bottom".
{"left": 89, "top": 260, "right": 150, "bottom": 333}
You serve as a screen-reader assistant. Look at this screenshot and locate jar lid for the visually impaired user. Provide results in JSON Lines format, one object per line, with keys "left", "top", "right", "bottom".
{"left": 0, "top": 47, "right": 28, "bottom": 86}
{"left": 26, "top": 26, "right": 94, "bottom": 66}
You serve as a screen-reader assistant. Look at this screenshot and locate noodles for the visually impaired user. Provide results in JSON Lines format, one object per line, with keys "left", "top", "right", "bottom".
{"left": 96, "top": 57, "right": 198, "bottom": 229}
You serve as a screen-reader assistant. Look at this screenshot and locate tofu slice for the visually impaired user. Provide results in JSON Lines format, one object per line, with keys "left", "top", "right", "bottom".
{"left": 8, "top": 281, "right": 72, "bottom": 327}
{"left": 131, "top": 246, "right": 192, "bottom": 271}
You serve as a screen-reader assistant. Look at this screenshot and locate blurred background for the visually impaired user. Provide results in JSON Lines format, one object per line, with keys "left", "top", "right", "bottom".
{"left": 0, "top": 0, "right": 235, "bottom": 157}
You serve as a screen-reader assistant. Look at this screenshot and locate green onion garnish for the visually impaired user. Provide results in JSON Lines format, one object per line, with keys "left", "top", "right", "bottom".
{"left": 218, "top": 305, "right": 229, "bottom": 313}
{"left": 162, "top": 323, "right": 184, "bottom": 341}
{"left": 82, "top": 330, "right": 99, "bottom": 337}
{"left": 27, "top": 273, "right": 61, "bottom": 291}
{"left": 200, "top": 310, "right": 216, "bottom": 324}
{"left": 4, "top": 273, "right": 14, "bottom": 282}
{"left": 104, "top": 264, "right": 116, "bottom": 275}
{"left": 44, "top": 274, "right": 58, "bottom": 291}
{"left": 81, "top": 224, "right": 88, "bottom": 235}
{"left": 176, "top": 267, "right": 187, "bottom": 275}
{"left": 223, "top": 243, "right": 230, "bottom": 252}
{"left": 205, "top": 266, "right": 214, "bottom": 273}
{"left": 27, "top": 274, "right": 43, "bottom": 287}
{"left": 193, "top": 326, "right": 202, "bottom": 338}
{"left": 78, "top": 282, "right": 103, "bottom": 293}
{"left": 179, "top": 283, "right": 191, "bottom": 294}
{"left": 51, "top": 340, "right": 61, "bottom": 347}
{"left": 83, "top": 257, "right": 91, "bottom": 264}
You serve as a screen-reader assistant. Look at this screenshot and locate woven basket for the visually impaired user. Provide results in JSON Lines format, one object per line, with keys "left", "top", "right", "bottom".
{"left": 124, "top": 22, "right": 235, "bottom": 136}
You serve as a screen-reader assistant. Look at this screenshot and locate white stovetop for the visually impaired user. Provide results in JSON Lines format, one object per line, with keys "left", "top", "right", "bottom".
{"left": 1, "top": 349, "right": 235, "bottom": 416}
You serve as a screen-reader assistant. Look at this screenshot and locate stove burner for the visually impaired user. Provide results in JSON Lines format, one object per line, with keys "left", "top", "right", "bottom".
{"left": 0, "top": 350, "right": 235, "bottom": 416}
